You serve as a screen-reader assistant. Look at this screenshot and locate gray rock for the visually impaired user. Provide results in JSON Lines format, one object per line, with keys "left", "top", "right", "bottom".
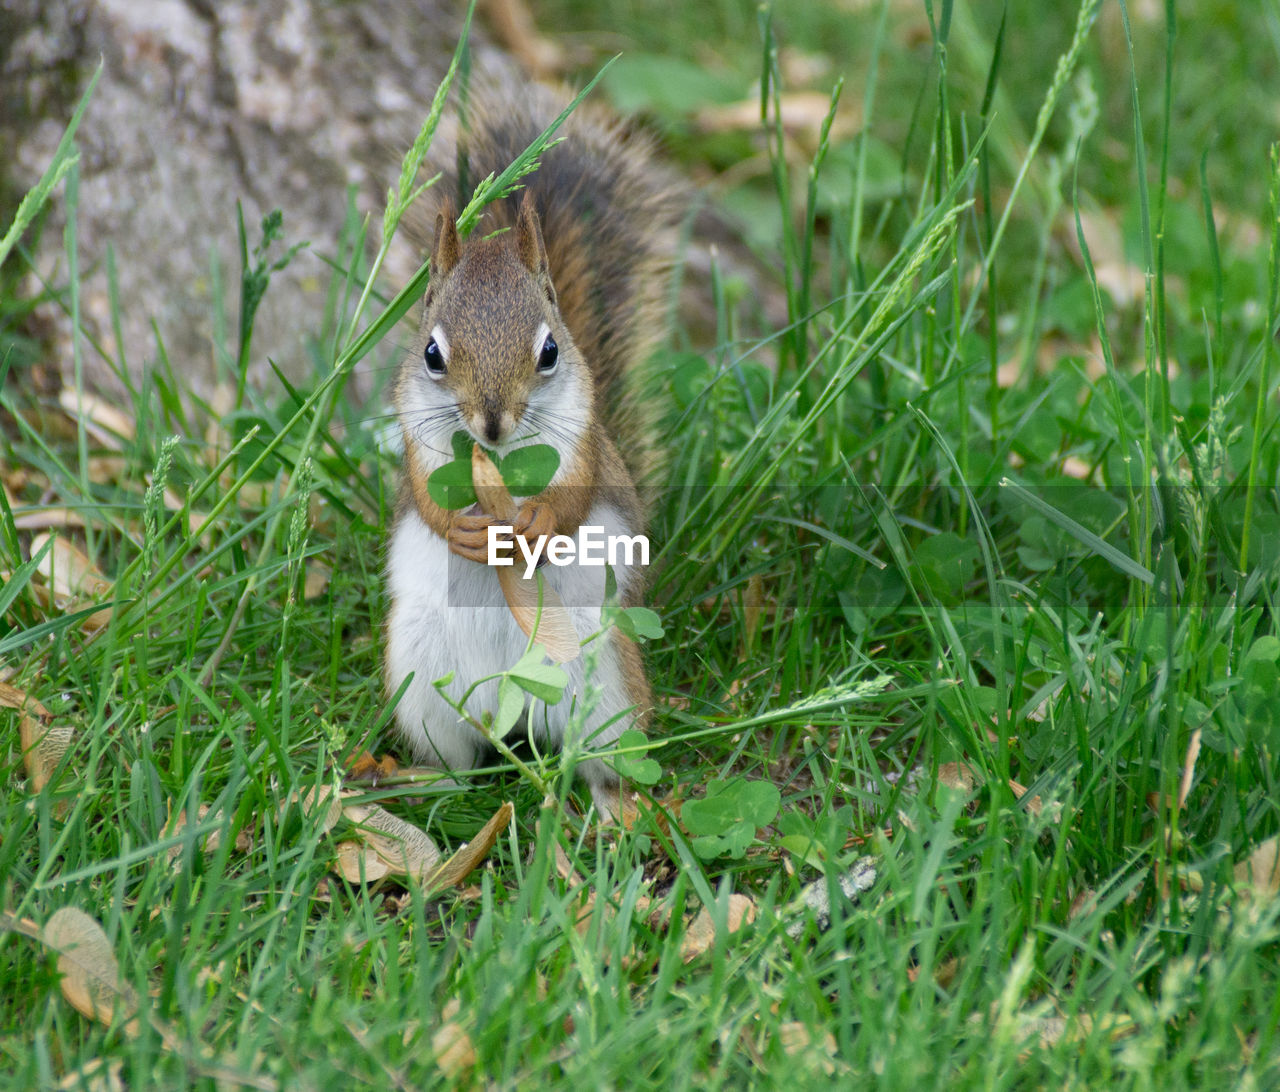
{"left": 786, "top": 856, "right": 879, "bottom": 938}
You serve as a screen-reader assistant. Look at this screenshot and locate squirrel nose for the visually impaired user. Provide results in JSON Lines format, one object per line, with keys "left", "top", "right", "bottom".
{"left": 474, "top": 399, "right": 514, "bottom": 445}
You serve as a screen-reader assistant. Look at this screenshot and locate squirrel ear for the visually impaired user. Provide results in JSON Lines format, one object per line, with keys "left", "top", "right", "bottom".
{"left": 515, "top": 190, "right": 555, "bottom": 302}
{"left": 431, "top": 200, "right": 460, "bottom": 280}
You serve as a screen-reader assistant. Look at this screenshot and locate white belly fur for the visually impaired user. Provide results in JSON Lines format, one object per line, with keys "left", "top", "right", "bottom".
{"left": 385, "top": 502, "right": 644, "bottom": 781}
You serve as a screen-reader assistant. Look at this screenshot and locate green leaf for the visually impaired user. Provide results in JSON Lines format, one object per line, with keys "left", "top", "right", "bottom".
{"left": 671, "top": 352, "right": 712, "bottom": 409}
{"left": 777, "top": 805, "right": 854, "bottom": 868}
{"left": 607, "top": 605, "right": 665, "bottom": 642}
{"left": 1002, "top": 477, "right": 1153, "bottom": 586}
{"left": 914, "top": 532, "right": 980, "bottom": 598}
{"left": 1242, "top": 660, "right": 1279, "bottom": 717}
{"left": 610, "top": 728, "right": 662, "bottom": 785}
{"left": 680, "top": 779, "right": 781, "bottom": 859}
{"left": 1243, "top": 637, "right": 1280, "bottom": 669}
{"left": 603, "top": 54, "right": 741, "bottom": 121}
{"left": 838, "top": 565, "right": 904, "bottom": 629}
{"left": 426, "top": 458, "right": 477, "bottom": 510}
{"left": 498, "top": 444, "right": 560, "bottom": 496}
{"left": 450, "top": 431, "right": 475, "bottom": 462}
{"left": 720, "top": 825, "right": 755, "bottom": 858}
{"left": 507, "top": 645, "right": 568, "bottom": 704}
{"left": 624, "top": 607, "right": 664, "bottom": 640}
{"left": 495, "top": 676, "right": 524, "bottom": 737}
{"left": 691, "top": 834, "right": 728, "bottom": 859}
{"left": 941, "top": 684, "right": 1001, "bottom": 727}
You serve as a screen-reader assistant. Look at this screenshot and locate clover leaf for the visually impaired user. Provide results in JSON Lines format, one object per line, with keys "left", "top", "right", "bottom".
{"left": 609, "top": 728, "right": 662, "bottom": 785}
{"left": 681, "top": 778, "right": 781, "bottom": 859}
{"left": 426, "top": 431, "right": 560, "bottom": 510}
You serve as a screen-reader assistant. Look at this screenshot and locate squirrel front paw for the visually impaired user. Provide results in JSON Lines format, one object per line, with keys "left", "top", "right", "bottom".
{"left": 447, "top": 503, "right": 557, "bottom": 565}
{"left": 513, "top": 501, "right": 555, "bottom": 544}
{"left": 447, "top": 511, "right": 504, "bottom": 564}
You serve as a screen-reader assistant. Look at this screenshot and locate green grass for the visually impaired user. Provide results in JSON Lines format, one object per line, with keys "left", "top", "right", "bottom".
{"left": 4, "top": 0, "right": 1280, "bottom": 1087}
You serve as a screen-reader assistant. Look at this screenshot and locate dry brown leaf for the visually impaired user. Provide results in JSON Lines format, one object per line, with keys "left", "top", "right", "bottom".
{"left": 1067, "top": 887, "right": 1100, "bottom": 922}
{"left": 81, "top": 607, "right": 113, "bottom": 635}
{"left": 333, "top": 840, "right": 392, "bottom": 883}
{"left": 682, "top": 893, "right": 756, "bottom": 962}
{"left": 327, "top": 792, "right": 506, "bottom": 891}
{"left": 57, "top": 389, "right": 136, "bottom": 448}
{"left": 42, "top": 908, "right": 139, "bottom": 1033}
{"left": 86, "top": 455, "right": 128, "bottom": 483}
{"left": 535, "top": 796, "right": 583, "bottom": 885}
{"left": 432, "top": 998, "right": 476, "bottom": 1078}
{"left": 1067, "top": 209, "right": 1145, "bottom": 308}
{"left": 496, "top": 568, "right": 581, "bottom": 662}
{"left": 567, "top": 887, "right": 655, "bottom": 940}
{"left": 934, "top": 956, "right": 960, "bottom": 988}
{"left": 55, "top": 1058, "right": 126, "bottom": 1092}
{"left": 480, "top": 0, "right": 564, "bottom": 77}
{"left": 0, "top": 680, "right": 47, "bottom": 716}
{"left": 471, "top": 446, "right": 579, "bottom": 663}
{"left": 202, "top": 385, "right": 238, "bottom": 481}
{"left": 1061, "top": 456, "right": 1093, "bottom": 481}
{"left": 165, "top": 805, "right": 206, "bottom": 864}
{"left": 1, "top": 569, "right": 55, "bottom": 614}
{"left": 2, "top": 681, "right": 73, "bottom": 793}
{"left": 1234, "top": 835, "right": 1280, "bottom": 900}
{"left": 996, "top": 358, "right": 1022, "bottom": 388}
{"left": 1007, "top": 779, "right": 1045, "bottom": 818}
{"left": 778, "top": 1022, "right": 837, "bottom": 1075}
{"left": 427, "top": 801, "right": 514, "bottom": 890}
{"left": 906, "top": 956, "right": 960, "bottom": 989}
{"left": 777, "top": 46, "right": 832, "bottom": 87}
{"left": 163, "top": 804, "right": 250, "bottom": 865}
{"left": 10, "top": 507, "right": 86, "bottom": 532}
{"left": 341, "top": 802, "right": 442, "bottom": 882}
{"left": 695, "top": 92, "right": 859, "bottom": 144}
{"left": 1178, "top": 726, "right": 1201, "bottom": 813}
{"left": 571, "top": 891, "right": 599, "bottom": 937}
{"left": 296, "top": 785, "right": 346, "bottom": 833}
{"left": 471, "top": 444, "right": 517, "bottom": 521}
{"left": 32, "top": 532, "right": 111, "bottom": 600}
{"left": 553, "top": 839, "right": 579, "bottom": 884}
{"left": 30, "top": 532, "right": 115, "bottom": 633}
{"left": 937, "top": 761, "right": 977, "bottom": 795}
{"left": 303, "top": 562, "right": 331, "bottom": 600}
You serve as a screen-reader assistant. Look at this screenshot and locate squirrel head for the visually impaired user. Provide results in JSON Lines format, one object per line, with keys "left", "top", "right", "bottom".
{"left": 397, "top": 191, "right": 593, "bottom": 473}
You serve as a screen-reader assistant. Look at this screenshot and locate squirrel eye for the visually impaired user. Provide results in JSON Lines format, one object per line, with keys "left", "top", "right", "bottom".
{"left": 424, "top": 337, "right": 446, "bottom": 378}
{"left": 537, "top": 334, "right": 559, "bottom": 374}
